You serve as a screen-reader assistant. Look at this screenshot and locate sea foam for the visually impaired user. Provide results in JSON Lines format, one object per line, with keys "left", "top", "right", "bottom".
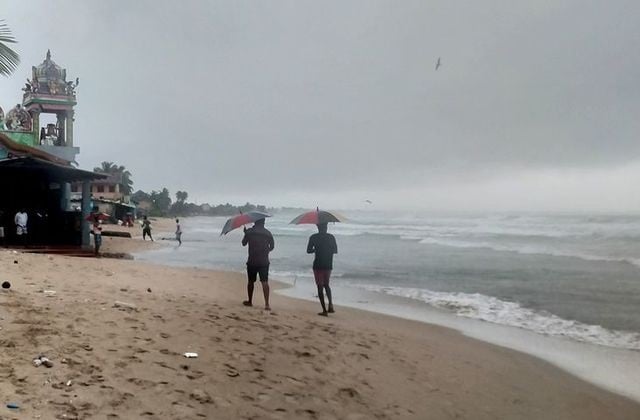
{"left": 360, "top": 284, "right": 640, "bottom": 351}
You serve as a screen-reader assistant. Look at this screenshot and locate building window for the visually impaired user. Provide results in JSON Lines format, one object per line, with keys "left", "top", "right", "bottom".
{"left": 71, "top": 184, "right": 79, "bottom": 193}
{"left": 97, "top": 185, "right": 104, "bottom": 193}
{"left": 109, "top": 185, "right": 116, "bottom": 193}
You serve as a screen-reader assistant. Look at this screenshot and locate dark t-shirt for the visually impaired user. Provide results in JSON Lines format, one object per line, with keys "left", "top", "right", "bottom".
{"left": 242, "top": 226, "right": 274, "bottom": 267}
{"left": 307, "top": 233, "right": 338, "bottom": 270}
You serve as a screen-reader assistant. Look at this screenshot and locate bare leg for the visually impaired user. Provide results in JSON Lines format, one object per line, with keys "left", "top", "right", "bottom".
{"left": 317, "top": 285, "right": 328, "bottom": 315}
{"left": 262, "top": 282, "right": 270, "bottom": 310}
{"left": 244, "top": 282, "right": 254, "bottom": 306}
{"left": 325, "top": 285, "right": 334, "bottom": 313}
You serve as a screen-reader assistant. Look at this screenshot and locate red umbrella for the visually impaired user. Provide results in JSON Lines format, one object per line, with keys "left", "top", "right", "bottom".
{"left": 221, "top": 211, "right": 271, "bottom": 235}
{"left": 85, "top": 212, "right": 110, "bottom": 222}
{"left": 289, "top": 208, "right": 346, "bottom": 225}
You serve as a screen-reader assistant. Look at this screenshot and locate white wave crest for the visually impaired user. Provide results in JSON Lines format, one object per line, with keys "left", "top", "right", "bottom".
{"left": 417, "top": 237, "right": 640, "bottom": 268}
{"left": 360, "top": 285, "right": 640, "bottom": 351}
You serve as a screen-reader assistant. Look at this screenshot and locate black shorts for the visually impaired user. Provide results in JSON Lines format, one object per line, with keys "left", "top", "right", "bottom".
{"left": 247, "top": 265, "right": 269, "bottom": 283}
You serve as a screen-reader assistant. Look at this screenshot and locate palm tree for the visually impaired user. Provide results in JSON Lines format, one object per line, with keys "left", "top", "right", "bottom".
{"left": 94, "top": 161, "right": 134, "bottom": 195}
{"left": 175, "top": 190, "right": 188, "bottom": 203}
{"left": 0, "top": 20, "right": 20, "bottom": 77}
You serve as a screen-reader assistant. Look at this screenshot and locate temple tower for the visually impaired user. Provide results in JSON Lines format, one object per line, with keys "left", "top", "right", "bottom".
{"left": 21, "top": 50, "right": 80, "bottom": 162}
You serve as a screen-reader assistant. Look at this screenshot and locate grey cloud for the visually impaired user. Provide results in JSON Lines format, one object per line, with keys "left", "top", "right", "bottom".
{"left": 1, "top": 1, "right": 639, "bottom": 209}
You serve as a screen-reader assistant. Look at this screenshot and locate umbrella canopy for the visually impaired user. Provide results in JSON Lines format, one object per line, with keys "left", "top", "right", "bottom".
{"left": 85, "top": 212, "right": 110, "bottom": 222}
{"left": 289, "top": 209, "right": 345, "bottom": 225}
{"left": 221, "top": 211, "right": 271, "bottom": 235}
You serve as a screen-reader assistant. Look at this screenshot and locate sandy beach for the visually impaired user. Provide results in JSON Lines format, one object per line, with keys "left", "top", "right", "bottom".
{"left": 1, "top": 232, "right": 639, "bottom": 419}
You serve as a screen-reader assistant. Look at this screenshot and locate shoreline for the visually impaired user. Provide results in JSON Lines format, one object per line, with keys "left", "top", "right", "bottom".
{"left": 1, "top": 232, "right": 639, "bottom": 418}
{"left": 277, "top": 280, "right": 640, "bottom": 404}
{"left": 133, "top": 227, "right": 640, "bottom": 405}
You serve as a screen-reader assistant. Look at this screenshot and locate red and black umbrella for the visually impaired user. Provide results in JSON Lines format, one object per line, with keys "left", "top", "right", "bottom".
{"left": 289, "top": 209, "right": 346, "bottom": 225}
{"left": 221, "top": 211, "right": 271, "bottom": 235}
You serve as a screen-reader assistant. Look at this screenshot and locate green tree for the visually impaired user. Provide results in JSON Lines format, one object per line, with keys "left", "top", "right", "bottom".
{"left": 175, "top": 190, "right": 188, "bottom": 203}
{"left": 131, "top": 190, "right": 151, "bottom": 203}
{"left": 94, "top": 161, "right": 134, "bottom": 195}
{"left": 0, "top": 20, "right": 20, "bottom": 77}
{"left": 150, "top": 188, "right": 172, "bottom": 216}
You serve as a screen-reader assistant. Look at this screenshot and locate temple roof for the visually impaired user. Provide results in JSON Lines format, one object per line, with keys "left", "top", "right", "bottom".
{"left": 26, "top": 50, "right": 77, "bottom": 98}
{"left": 33, "top": 50, "right": 66, "bottom": 83}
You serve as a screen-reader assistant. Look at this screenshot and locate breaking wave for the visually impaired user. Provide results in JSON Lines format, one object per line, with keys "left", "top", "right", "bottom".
{"left": 360, "top": 285, "right": 640, "bottom": 351}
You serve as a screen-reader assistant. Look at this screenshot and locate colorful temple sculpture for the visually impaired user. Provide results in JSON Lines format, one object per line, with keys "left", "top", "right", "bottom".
{"left": 0, "top": 51, "right": 103, "bottom": 249}
{"left": 1, "top": 50, "right": 79, "bottom": 161}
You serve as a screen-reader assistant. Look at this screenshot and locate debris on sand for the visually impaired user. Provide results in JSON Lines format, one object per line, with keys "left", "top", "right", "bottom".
{"left": 113, "top": 301, "right": 137, "bottom": 311}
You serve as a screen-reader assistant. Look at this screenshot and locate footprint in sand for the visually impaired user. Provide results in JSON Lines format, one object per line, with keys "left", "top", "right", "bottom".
{"left": 338, "top": 387, "right": 361, "bottom": 399}
{"left": 127, "top": 377, "right": 157, "bottom": 387}
{"left": 190, "top": 389, "right": 213, "bottom": 404}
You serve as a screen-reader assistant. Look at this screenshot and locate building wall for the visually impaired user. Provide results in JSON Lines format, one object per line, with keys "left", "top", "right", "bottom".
{"left": 71, "top": 182, "right": 126, "bottom": 202}
{"left": 36, "top": 145, "right": 80, "bottom": 163}
{"left": 0, "top": 131, "right": 37, "bottom": 147}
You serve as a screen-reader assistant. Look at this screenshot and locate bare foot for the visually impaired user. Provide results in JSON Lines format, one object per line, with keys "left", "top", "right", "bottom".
{"left": 318, "top": 311, "right": 328, "bottom": 317}
{"left": 328, "top": 306, "right": 335, "bottom": 313}
{"left": 264, "top": 306, "right": 271, "bottom": 311}
{"left": 243, "top": 301, "right": 253, "bottom": 307}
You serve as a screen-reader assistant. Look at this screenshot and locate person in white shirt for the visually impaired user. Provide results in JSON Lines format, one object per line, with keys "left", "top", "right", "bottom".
{"left": 14, "top": 209, "right": 28, "bottom": 246}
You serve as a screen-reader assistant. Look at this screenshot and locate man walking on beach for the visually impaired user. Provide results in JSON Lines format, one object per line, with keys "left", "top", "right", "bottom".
{"left": 142, "top": 216, "right": 153, "bottom": 241}
{"left": 175, "top": 218, "right": 182, "bottom": 246}
{"left": 307, "top": 223, "right": 338, "bottom": 316}
{"left": 242, "top": 218, "right": 274, "bottom": 310}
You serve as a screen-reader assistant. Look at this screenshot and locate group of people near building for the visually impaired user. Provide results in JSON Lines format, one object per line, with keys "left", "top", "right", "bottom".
{"left": 241, "top": 218, "right": 338, "bottom": 316}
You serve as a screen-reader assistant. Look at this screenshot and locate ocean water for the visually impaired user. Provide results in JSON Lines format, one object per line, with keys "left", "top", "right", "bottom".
{"left": 135, "top": 211, "right": 640, "bottom": 401}
{"left": 137, "top": 211, "right": 640, "bottom": 351}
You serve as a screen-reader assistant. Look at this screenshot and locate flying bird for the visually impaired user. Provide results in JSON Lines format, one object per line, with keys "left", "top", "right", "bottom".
{"left": 435, "top": 57, "right": 441, "bottom": 71}
{"left": 364, "top": 200, "right": 373, "bottom": 204}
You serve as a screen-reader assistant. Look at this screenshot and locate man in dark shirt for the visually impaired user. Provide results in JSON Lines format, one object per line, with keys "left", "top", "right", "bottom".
{"left": 242, "top": 218, "right": 275, "bottom": 310}
{"left": 307, "top": 223, "right": 338, "bottom": 316}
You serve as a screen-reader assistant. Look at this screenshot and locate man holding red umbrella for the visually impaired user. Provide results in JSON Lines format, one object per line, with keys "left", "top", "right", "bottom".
{"left": 307, "top": 223, "right": 338, "bottom": 316}
{"left": 241, "top": 218, "right": 275, "bottom": 310}
{"left": 290, "top": 208, "right": 343, "bottom": 316}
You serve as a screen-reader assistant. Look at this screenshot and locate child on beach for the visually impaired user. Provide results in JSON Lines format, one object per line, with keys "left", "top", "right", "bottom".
{"left": 307, "top": 223, "right": 338, "bottom": 316}
{"left": 142, "top": 216, "right": 153, "bottom": 241}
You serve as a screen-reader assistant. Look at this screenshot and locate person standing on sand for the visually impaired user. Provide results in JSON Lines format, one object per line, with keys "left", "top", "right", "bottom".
{"left": 14, "top": 209, "right": 28, "bottom": 247}
{"left": 307, "top": 223, "right": 338, "bottom": 316}
{"left": 142, "top": 216, "right": 154, "bottom": 241}
{"left": 91, "top": 213, "right": 102, "bottom": 257}
{"left": 241, "top": 218, "right": 275, "bottom": 310}
{"left": 175, "top": 218, "right": 182, "bottom": 246}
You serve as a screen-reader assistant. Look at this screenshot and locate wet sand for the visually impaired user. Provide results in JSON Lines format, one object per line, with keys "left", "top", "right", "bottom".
{"left": 0, "top": 235, "right": 639, "bottom": 419}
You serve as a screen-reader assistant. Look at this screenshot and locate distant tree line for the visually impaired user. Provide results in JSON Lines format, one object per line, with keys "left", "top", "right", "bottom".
{"left": 90, "top": 161, "right": 269, "bottom": 217}
{"left": 131, "top": 189, "right": 268, "bottom": 217}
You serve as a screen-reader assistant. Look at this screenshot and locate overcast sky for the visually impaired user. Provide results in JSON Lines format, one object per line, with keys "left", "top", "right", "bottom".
{"left": 1, "top": 1, "right": 639, "bottom": 211}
